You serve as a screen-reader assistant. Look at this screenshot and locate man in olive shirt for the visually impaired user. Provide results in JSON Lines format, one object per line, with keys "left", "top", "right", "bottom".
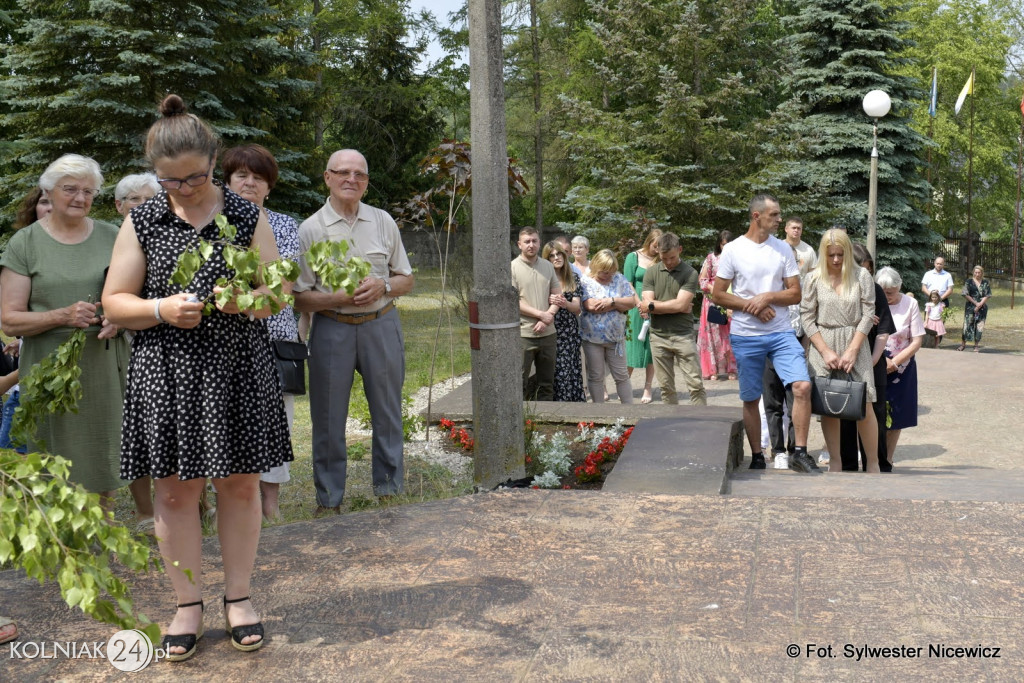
{"left": 641, "top": 233, "right": 707, "bottom": 405}
{"left": 511, "top": 227, "right": 561, "bottom": 400}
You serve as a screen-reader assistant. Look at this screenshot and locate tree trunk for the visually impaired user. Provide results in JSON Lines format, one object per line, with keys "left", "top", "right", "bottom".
{"left": 530, "top": 0, "right": 544, "bottom": 236}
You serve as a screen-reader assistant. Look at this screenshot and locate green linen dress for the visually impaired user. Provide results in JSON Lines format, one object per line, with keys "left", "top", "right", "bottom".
{"left": 623, "top": 250, "right": 652, "bottom": 368}
{"left": 0, "top": 220, "right": 128, "bottom": 492}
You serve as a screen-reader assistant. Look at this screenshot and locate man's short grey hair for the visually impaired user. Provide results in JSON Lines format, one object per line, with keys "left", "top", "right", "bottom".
{"left": 875, "top": 266, "right": 902, "bottom": 290}
{"left": 570, "top": 235, "right": 590, "bottom": 250}
{"left": 748, "top": 193, "right": 778, "bottom": 218}
{"left": 114, "top": 173, "right": 160, "bottom": 201}
{"left": 39, "top": 154, "right": 103, "bottom": 192}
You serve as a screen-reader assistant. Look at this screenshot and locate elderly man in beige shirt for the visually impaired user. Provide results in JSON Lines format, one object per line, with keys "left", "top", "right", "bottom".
{"left": 293, "top": 149, "right": 414, "bottom": 514}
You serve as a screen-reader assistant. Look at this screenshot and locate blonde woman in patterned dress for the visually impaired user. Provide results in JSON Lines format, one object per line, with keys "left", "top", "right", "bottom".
{"left": 800, "top": 229, "right": 880, "bottom": 473}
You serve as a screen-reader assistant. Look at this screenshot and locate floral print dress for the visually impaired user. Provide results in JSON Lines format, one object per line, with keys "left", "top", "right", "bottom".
{"left": 552, "top": 272, "right": 585, "bottom": 402}
{"left": 697, "top": 252, "right": 737, "bottom": 378}
{"left": 962, "top": 278, "right": 990, "bottom": 344}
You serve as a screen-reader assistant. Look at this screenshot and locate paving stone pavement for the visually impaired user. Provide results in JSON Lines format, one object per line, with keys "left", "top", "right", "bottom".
{"left": 2, "top": 347, "right": 1023, "bottom": 680}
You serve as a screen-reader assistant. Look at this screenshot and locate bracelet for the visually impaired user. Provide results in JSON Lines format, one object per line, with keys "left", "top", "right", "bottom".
{"left": 154, "top": 298, "right": 163, "bottom": 323}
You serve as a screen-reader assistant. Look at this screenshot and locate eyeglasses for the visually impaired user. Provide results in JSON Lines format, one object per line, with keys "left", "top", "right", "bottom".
{"left": 59, "top": 185, "right": 99, "bottom": 198}
{"left": 327, "top": 169, "right": 369, "bottom": 182}
{"left": 157, "top": 170, "right": 211, "bottom": 190}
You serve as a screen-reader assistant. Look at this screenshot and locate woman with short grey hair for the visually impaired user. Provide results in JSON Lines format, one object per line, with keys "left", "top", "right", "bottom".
{"left": 571, "top": 235, "right": 591, "bottom": 275}
{"left": 0, "top": 154, "right": 128, "bottom": 505}
{"left": 114, "top": 173, "right": 161, "bottom": 216}
{"left": 876, "top": 266, "right": 924, "bottom": 465}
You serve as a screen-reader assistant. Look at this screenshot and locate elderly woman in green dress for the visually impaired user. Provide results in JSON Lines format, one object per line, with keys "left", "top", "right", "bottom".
{"left": 0, "top": 154, "right": 128, "bottom": 506}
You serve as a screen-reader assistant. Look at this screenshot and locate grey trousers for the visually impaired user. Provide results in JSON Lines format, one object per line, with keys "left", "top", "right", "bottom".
{"left": 309, "top": 309, "right": 405, "bottom": 506}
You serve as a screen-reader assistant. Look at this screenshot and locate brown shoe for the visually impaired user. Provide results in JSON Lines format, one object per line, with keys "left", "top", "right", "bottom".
{"left": 313, "top": 505, "right": 341, "bottom": 518}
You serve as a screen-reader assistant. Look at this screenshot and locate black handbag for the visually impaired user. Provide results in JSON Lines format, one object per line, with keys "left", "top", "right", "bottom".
{"left": 810, "top": 372, "right": 867, "bottom": 421}
{"left": 706, "top": 304, "right": 728, "bottom": 325}
{"left": 272, "top": 340, "right": 308, "bottom": 395}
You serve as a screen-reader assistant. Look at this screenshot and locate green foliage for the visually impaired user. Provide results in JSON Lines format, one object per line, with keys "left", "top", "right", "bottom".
{"left": 304, "top": 239, "right": 372, "bottom": 295}
{"left": 887, "top": 0, "right": 1021, "bottom": 246}
{"left": 760, "top": 0, "right": 934, "bottom": 276}
{"left": 0, "top": 450, "right": 160, "bottom": 641}
{"left": 555, "top": 0, "right": 788, "bottom": 258}
{"left": 170, "top": 213, "right": 300, "bottom": 316}
{"left": 0, "top": 0, "right": 317, "bottom": 228}
{"left": 10, "top": 329, "right": 86, "bottom": 449}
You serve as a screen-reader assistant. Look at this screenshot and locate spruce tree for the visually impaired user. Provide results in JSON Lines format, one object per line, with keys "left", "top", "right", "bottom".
{"left": 763, "top": 0, "right": 933, "bottom": 275}
{"left": 0, "top": 0, "right": 316, "bottom": 226}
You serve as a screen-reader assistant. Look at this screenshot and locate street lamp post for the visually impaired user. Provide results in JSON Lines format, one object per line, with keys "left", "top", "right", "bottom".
{"left": 863, "top": 89, "right": 891, "bottom": 262}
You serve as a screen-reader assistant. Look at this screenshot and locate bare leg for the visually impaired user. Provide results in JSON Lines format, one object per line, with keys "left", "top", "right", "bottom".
{"left": 886, "top": 429, "right": 902, "bottom": 466}
{"left": 260, "top": 481, "right": 281, "bottom": 521}
{"left": 742, "top": 400, "right": 763, "bottom": 454}
{"left": 857, "top": 410, "right": 880, "bottom": 473}
{"left": 213, "top": 473, "right": 263, "bottom": 646}
{"left": 820, "top": 416, "right": 841, "bottom": 472}
{"left": 154, "top": 476, "right": 206, "bottom": 655}
{"left": 641, "top": 364, "right": 655, "bottom": 403}
{"left": 790, "top": 381, "right": 812, "bottom": 448}
{"left": 129, "top": 477, "right": 154, "bottom": 519}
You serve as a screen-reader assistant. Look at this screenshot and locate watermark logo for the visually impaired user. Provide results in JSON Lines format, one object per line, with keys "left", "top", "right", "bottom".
{"left": 106, "top": 629, "right": 154, "bottom": 672}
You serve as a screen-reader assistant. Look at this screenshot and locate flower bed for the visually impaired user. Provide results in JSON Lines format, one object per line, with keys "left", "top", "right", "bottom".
{"left": 437, "top": 418, "right": 633, "bottom": 489}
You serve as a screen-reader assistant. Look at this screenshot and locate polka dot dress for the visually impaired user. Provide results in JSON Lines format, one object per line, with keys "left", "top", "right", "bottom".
{"left": 119, "top": 185, "right": 293, "bottom": 481}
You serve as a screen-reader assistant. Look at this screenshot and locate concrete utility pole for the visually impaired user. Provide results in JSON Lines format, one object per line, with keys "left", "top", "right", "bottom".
{"left": 467, "top": 0, "right": 525, "bottom": 488}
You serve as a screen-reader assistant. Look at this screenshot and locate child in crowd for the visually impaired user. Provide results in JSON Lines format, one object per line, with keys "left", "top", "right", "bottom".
{"left": 924, "top": 290, "right": 946, "bottom": 345}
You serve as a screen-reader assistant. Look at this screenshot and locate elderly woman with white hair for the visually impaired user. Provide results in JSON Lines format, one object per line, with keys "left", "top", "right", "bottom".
{"left": 0, "top": 154, "right": 128, "bottom": 505}
{"left": 876, "top": 266, "right": 925, "bottom": 465}
{"left": 114, "top": 172, "right": 161, "bottom": 217}
{"left": 571, "top": 235, "right": 591, "bottom": 276}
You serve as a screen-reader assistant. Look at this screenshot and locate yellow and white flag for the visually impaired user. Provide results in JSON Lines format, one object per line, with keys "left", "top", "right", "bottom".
{"left": 954, "top": 71, "right": 974, "bottom": 115}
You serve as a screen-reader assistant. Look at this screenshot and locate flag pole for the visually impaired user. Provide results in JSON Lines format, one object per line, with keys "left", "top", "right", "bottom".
{"left": 928, "top": 66, "right": 936, "bottom": 220}
{"left": 1013, "top": 110, "right": 1023, "bottom": 309}
{"left": 966, "top": 66, "right": 975, "bottom": 273}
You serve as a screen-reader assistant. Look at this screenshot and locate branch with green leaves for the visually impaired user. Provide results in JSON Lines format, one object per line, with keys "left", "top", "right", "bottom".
{"left": 0, "top": 449, "right": 161, "bottom": 642}
{"left": 10, "top": 328, "right": 86, "bottom": 450}
{"left": 170, "top": 214, "right": 371, "bottom": 310}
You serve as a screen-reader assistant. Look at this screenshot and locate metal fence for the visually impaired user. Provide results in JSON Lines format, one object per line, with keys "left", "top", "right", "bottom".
{"left": 938, "top": 234, "right": 1024, "bottom": 285}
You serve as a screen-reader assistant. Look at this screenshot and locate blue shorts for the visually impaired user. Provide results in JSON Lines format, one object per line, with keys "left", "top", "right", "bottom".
{"left": 730, "top": 332, "right": 810, "bottom": 402}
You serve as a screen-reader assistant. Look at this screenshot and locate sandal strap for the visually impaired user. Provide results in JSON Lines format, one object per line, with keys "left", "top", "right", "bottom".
{"left": 177, "top": 600, "right": 204, "bottom": 610}
{"left": 230, "top": 622, "right": 264, "bottom": 641}
{"left": 224, "top": 595, "right": 250, "bottom": 605}
{"left": 162, "top": 632, "right": 198, "bottom": 650}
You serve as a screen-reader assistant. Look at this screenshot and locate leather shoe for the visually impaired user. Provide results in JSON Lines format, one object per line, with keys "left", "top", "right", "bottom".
{"left": 313, "top": 505, "right": 341, "bottom": 518}
{"left": 749, "top": 453, "right": 766, "bottom": 469}
{"left": 789, "top": 452, "right": 822, "bottom": 474}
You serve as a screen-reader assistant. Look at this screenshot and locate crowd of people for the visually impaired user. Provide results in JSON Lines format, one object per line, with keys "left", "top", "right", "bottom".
{"left": 0, "top": 95, "right": 413, "bottom": 660}
{"left": 513, "top": 193, "right": 981, "bottom": 478}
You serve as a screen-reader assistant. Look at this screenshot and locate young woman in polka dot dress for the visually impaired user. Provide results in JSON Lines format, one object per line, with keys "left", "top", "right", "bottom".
{"left": 103, "top": 95, "right": 292, "bottom": 661}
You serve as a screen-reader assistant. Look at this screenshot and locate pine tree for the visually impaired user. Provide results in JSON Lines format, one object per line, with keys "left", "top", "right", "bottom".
{"left": 0, "top": 0, "right": 316, "bottom": 226}
{"left": 554, "top": 0, "right": 788, "bottom": 258}
{"left": 762, "top": 0, "right": 933, "bottom": 275}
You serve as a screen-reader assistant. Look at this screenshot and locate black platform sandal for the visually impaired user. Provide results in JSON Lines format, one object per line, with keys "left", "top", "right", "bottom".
{"left": 161, "top": 600, "right": 204, "bottom": 662}
{"left": 223, "top": 596, "right": 264, "bottom": 652}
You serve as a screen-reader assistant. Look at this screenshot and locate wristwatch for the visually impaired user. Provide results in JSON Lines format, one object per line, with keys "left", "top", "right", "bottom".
{"left": 383, "top": 277, "right": 392, "bottom": 296}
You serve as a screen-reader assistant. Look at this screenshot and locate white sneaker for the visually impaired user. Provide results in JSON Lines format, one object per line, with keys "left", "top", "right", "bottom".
{"left": 774, "top": 453, "right": 789, "bottom": 469}
{"left": 818, "top": 451, "right": 830, "bottom": 465}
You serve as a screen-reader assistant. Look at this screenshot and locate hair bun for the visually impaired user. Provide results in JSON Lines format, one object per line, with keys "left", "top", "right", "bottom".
{"left": 159, "top": 94, "right": 187, "bottom": 117}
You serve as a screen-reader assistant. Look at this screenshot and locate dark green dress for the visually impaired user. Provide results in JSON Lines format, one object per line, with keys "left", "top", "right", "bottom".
{"left": 0, "top": 220, "right": 128, "bottom": 492}
{"left": 962, "top": 278, "right": 990, "bottom": 344}
{"left": 623, "top": 250, "right": 652, "bottom": 368}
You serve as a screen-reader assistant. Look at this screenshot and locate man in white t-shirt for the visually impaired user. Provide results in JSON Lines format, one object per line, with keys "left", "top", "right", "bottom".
{"left": 784, "top": 216, "right": 817, "bottom": 278}
{"left": 712, "top": 194, "right": 819, "bottom": 474}
{"left": 920, "top": 257, "right": 953, "bottom": 303}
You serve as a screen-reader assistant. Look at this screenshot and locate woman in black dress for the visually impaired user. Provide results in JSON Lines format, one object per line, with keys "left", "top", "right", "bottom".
{"left": 543, "top": 241, "right": 585, "bottom": 402}
{"left": 103, "top": 95, "right": 292, "bottom": 661}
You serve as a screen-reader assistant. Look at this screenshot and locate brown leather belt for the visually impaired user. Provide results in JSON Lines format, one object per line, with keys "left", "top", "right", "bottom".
{"left": 317, "top": 301, "right": 394, "bottom": 325}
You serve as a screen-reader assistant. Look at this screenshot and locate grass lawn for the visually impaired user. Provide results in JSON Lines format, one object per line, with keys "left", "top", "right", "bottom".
{"left": 112, "top": 268, "right": 476, "bottom": 530}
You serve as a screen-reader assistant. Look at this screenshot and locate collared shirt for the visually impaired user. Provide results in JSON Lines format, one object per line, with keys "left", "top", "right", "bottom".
{"left": 295, "top": 199, "right": 412, "bottom": 314}
{"left": 921, "top": 268, "right": 953, "bottom": 297}
{"left": 642, "top": 260, "right": 699, "bottom": 337}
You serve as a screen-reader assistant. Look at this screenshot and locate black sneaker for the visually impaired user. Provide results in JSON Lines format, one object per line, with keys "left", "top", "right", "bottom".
{"left": 749, "top": 453, "right": 766, "bottom": 469}
{"left": 789, "top": 451, "right": 822, "bottom": 474}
